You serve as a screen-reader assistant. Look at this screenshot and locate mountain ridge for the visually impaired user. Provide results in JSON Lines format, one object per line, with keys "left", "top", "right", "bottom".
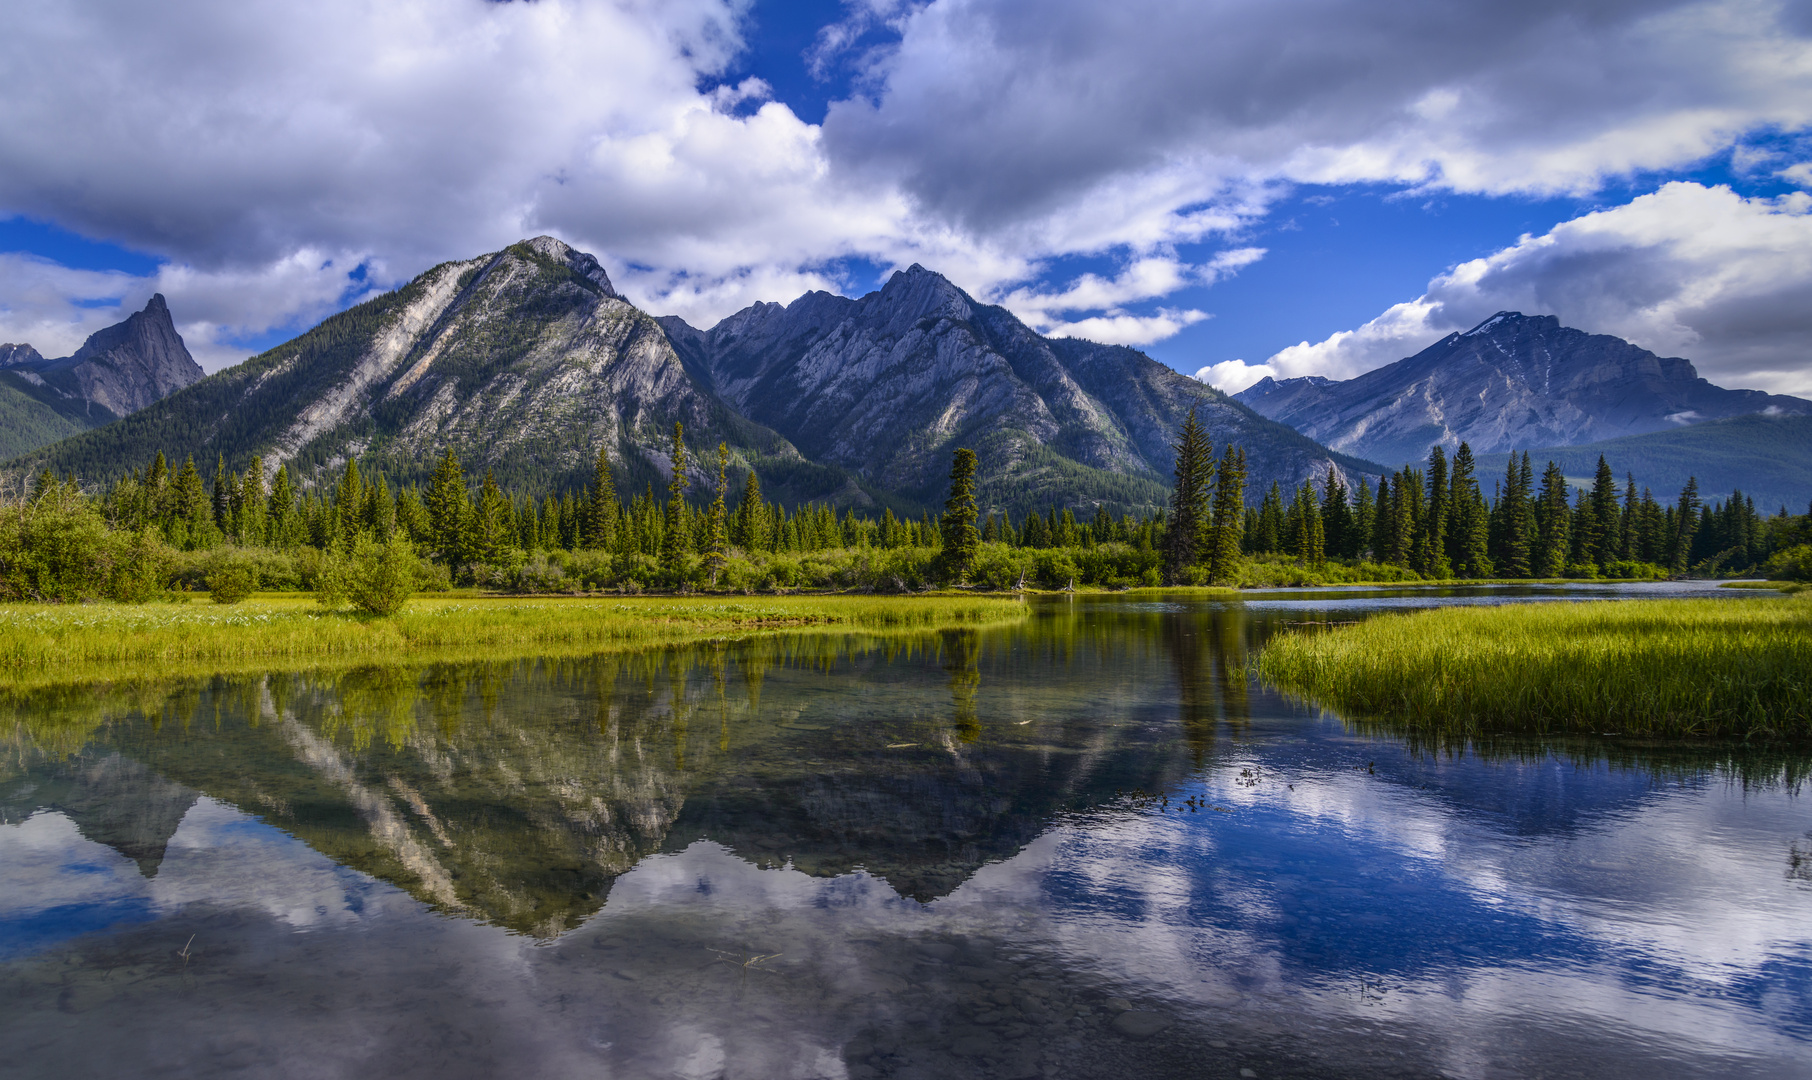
{"left": 14, "top": 241, "right": 1380, "bottom": 516}
{"left": 1235, "top": 311, "right": 1810, "bottom": 467}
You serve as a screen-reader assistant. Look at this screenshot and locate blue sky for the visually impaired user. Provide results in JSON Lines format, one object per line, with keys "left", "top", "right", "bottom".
{"left": 1, "top": 1, "right": 1809, "bottom": 395}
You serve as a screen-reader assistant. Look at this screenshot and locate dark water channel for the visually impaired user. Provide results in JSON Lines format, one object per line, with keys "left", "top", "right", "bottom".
{"left": 2, "top": 583, "right": 1808, "bottom": 1079}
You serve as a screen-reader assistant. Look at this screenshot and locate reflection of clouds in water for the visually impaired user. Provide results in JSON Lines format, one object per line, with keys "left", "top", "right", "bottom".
{"left": 152, "top": 798, "right": 407, "bottom": 930}
{"left": 0, "top": 811, "right": 150, "bottom": 923}
{"left": 0, "top": 798, "right": 403, "bottom": 943}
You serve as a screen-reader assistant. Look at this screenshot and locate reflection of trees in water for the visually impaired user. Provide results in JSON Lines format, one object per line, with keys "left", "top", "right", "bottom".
{"left": 941, "top": 629, "right": 981, "bottom": 743}
{"left": 1157, "top": 606, "right": 1253, "bottom": 765}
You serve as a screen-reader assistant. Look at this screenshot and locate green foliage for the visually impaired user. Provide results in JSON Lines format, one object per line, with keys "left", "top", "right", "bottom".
{"left": 1259, "top": 595, "right": 1812, "bottom": 738}
{"left": 1764, "top": 544, "right": 1812, "bottom": 582}
{"left": 347, "top": 532, "right": 419, "bottom": 616}
{"left": 314, "top": 547, "right": 350, "bottom": 609}
{"left": 205, "top": 551, "right": 258, "bottom": 604}
{"left": 940, "top": 447, "right": 981, "bottom": 583}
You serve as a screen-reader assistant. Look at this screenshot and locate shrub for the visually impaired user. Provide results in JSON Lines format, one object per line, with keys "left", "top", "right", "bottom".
{"left": 313, "top": 548, "right": 349, "bottom": 609}
{"left": 1763, "top": 544, "right": 1812, "bottom": 582}
{"left": 205, "top": 552, "right": 258, "bottom": 604}
{"left": 348, "top": 533, "right": 419, "bottom": 616}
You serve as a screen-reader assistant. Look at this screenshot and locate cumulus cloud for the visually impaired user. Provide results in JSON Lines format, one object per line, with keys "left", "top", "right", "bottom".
{"left": 1205, "top": 183, "right": 1812, "bottom": 397}
{"left": 2, "top": 0, "right": 1810, "bottom": 372}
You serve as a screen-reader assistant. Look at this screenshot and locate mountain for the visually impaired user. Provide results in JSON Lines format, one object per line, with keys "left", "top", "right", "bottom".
{"left": 0, "top": 295, "right": 203, "bottom": 459}
{"left": 1235, "top": 311, "right": 1811, "bottom": 468}
{"left": 14, "top": 241, "right": 1375, "bottom": 514}
{"left": 662, "top": 265, "right": 1377, "bottom": 516}
{"left": 1474, "top": 413, "right": 1812, "bottom": 514}
{"left": 11, "top": 238, "right": 869, "bottom": 504}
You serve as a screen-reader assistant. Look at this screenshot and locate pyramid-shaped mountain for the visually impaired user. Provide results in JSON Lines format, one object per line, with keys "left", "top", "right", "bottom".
{"left": 1235, "top": 311, "right": 1810, "bottom": 467}
{"left": 663, "top": 265, "right": 1374, "bottom": 514}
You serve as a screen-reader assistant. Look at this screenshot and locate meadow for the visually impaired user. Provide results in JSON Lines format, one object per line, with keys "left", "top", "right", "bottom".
{"left": 0, "top": 592, "right": 1028, "bottom": 690}
{"left": 1257, "top": 594, "right": 1812, "bottom": 738}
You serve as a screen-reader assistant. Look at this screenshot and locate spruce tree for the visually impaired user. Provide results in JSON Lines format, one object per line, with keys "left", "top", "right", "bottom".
{"left": 1206, "top": 445, "right": 1246, "bottom": 583}
{"left": 705, "top": 443, "right": 730, "bottom": 584}
{"left": 1672, "top": 476, "right": 1701, "bottom": 571}
{"left": 660, "top": 422, "right": 692, "bottom": 583}
{"left": 1495, "top": 454, "right": 1533, "bottom": 577}
{"left": 426, "top": 447, "right": 470, "bottom": 569}
{"left": 939, "top": 447, "right": 981, "bottom": 582}
{"left": 735, "top": 471, "right": 765, "bottom": 552}
{"left": 1589, "top": 456, "right": 1618, "bottom": 567}
{"left": 1165, "top": 407, "right": 1213, "bottom": 583}
{"left": 1421, "top": 447, "right": 1451, "bottom": 578}
{"left": 585, "top": 446, "right": 618, "bottom": 550}
{"left": 1534, "top": 461, "right": 1571, "bottom": 576}
{"left": 1447, "top": 443, "right": 1491, "bottom": 577}
{"left": 1352, "top": 478, "right": 1375, "bottom": 560}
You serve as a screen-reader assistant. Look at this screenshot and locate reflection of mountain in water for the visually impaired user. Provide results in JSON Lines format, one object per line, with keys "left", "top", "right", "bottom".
{"left": 0, "top": 752, "right": 198, "bottom": 877}
{"left": 0, "top": 607, "right": 1257, "bottom": 934}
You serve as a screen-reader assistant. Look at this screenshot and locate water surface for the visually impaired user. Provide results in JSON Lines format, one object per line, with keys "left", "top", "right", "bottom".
{"left": 2, "top": 585, "right": 1807, "bottom": 1079}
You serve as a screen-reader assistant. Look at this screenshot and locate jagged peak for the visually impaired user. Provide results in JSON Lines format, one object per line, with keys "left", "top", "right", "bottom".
{"left": 513, "top": 235, "right": 617, "bottom": 297}
{"left": 144, "top": 293, "right": 169, "bottom": 315}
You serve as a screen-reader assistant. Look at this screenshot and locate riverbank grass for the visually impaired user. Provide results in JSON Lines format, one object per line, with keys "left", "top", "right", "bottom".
{"left": 0, "top": 593, "right": 1027, "bottom": 682}
{"left": 1258, "top": 595, "right": 1812, "bottom": 738}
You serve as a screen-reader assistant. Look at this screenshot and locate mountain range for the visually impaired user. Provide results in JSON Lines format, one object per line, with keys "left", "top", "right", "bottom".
{"left": 10, "top": 238, "right": 1372, "bottom": 517}
{"left": 1234, "top": 311, "right": 1810, "bottom": 468}
{"left": 0, "top": 295, "right": 203, "bottom": 459}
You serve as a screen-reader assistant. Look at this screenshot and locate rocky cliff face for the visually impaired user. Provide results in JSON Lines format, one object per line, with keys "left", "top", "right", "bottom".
{"left": 0, "top": 297, "right": 204, "bottom": 459}
{"left": 17, "top": 238, "right": 841, "bottom": 500}
{"left": 663, "top": 265, "right": 1374, "bottom": 515}
{"left": 1236, "top": 312, "right": 1811, "bottom": 467}
{"left": 34, "top": 294, "right": 205, "bottom": 419}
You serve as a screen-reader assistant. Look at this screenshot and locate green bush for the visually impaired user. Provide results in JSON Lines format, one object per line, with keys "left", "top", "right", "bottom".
{"left": 205, "top": 552, "right": 258, "bottom": 604}
{"left": 313, "top": 548, "right": 350, "bottom": 609}
{"left": 1763, "top": 545, "right": 1812, "bottom": 582}
{"left": 348, "top": 533, "right": 419, "bottom": 616}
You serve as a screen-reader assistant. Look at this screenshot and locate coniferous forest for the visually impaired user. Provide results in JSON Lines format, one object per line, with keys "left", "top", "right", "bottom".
{"left": 2, "top": 411, "right": 1809, "bottom": 608}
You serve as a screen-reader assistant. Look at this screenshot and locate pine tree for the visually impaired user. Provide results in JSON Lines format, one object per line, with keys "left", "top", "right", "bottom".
{"left": 474, "top": 470, "right": 511, "bottom": 564}
{"left": 426, "top": 447, "right": 470, "bottom": 569}
{"left": 1255, "top": 481, "right": 1284, "bottom": 554}
{"left": 735, "top": 471, "right": 766, "bottom": 551}
{"left": 660, "top": 422, "right": 692, "bottom": 583}
{"left": 585, "top": 446, "right": 618, "bottom": 550}
{"left": 1588, "top": 456, "right": 1618, "bottom": 567}
{"left": 335, "top": 457, "right": 364, "bottom": 553}
{"left": 1351, "top": 478, "right": 1375, "bottom": 560}
{"left": 1495, "top": 454, "right": 1533, "bottom": 577}
{"left": 705, "top": 443, "right": 730, "bottom": 584}
{"left": 1164, "top": 407, "right": 1213, "bottom": 583}
{"left": 1672, "top": 476, "right": 1701, "bottom": 571}
{"left": 1206, "top": 445, "right": 1246, "bottom": 583}
{"left": 939, "top": 447, "right": 981, "bottom": 582}
{"left": 1319, "top": 466, "right": 1350, "bottom": 560}
{"left": 1420, "top": 447, "right": 1451, "bottom": 578}
{"left": 1447, "top": 443, "right": 1490, "bottom": 577}
{"left": 1534, "top": 461, "right": 1571, "bottom": 576}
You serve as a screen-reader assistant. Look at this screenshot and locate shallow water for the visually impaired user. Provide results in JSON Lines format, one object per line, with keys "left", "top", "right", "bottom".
{"left": 1, "top": 585, "right": 1807, "bottom": 1079}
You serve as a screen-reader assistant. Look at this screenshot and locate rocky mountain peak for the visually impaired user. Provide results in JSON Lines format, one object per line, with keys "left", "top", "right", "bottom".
{"left": 520, "top": 235, "right": 617, "bottom": 297}
{"left": 0, "top": 343, "right": 45, "bottom": 368}
{"left": 1236, "top": 312, "right": 1810, "bottom": 466}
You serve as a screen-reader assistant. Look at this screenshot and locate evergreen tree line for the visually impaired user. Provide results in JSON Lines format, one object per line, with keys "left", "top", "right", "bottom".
{"left": 1240, "top": 442, "right": 1810, "bottom": 579}
{"left": 4, "top": 418, "right": 1810, "bottom": 604}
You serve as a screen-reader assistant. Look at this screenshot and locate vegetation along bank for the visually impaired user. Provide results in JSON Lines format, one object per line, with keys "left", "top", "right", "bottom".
{"left": 1257, "top": 594, "right": 1812, "bottom": 739}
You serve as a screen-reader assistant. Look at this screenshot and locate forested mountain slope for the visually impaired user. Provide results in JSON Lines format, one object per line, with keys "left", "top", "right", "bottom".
{"left": 12, "top": 239, "right": 867, "bottom": 505}
{"left": 662, "top": 265, "right": 1378, "bottom": 518}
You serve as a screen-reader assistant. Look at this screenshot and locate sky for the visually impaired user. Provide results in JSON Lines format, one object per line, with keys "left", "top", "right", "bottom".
{"left": 1, "top": 0, "right": 1809, "bottom": 396}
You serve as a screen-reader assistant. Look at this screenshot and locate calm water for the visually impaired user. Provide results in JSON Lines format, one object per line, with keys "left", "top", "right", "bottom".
{"left": 2, "top": 584, "right": 1807, "bottom": 1079}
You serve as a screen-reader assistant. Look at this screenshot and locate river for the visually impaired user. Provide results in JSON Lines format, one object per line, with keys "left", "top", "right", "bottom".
{"left": 1, "top": 583, "right": 1806, "bottom": 1079}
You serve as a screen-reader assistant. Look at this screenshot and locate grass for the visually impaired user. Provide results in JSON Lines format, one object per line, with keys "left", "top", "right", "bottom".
{"left": 0, "top": 593, "right": 1028, "bottom": 689}
{"left": 1257, "top": 595, "right": 1812, "bottom": 739}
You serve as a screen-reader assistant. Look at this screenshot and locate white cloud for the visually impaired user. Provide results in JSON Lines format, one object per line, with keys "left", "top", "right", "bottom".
{"left": 1219, "top": 183, "right": 1812, "bottom": 397}
{"left": 1, "top": 0, "right": 1810, "bottom": 374}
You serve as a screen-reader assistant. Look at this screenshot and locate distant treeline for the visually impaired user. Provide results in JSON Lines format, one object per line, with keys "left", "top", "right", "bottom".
{"left": 2, "top": 415, "right": 1809, "bottom": 603}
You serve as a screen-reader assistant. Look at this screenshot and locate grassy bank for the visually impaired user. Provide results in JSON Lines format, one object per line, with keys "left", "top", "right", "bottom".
{"left": 1257, "top": 595, "right": 1812, "bottom": 738}
{"left": 0, "top": 593, "right": 1028, "bottom": 688}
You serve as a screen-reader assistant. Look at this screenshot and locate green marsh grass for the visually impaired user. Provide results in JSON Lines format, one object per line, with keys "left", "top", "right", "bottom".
{"left": 1257, "top": 595, "right": 1812, "bottom": 738}
{"left": 0, "top": 593, "right": 1028, "bottom": 690}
